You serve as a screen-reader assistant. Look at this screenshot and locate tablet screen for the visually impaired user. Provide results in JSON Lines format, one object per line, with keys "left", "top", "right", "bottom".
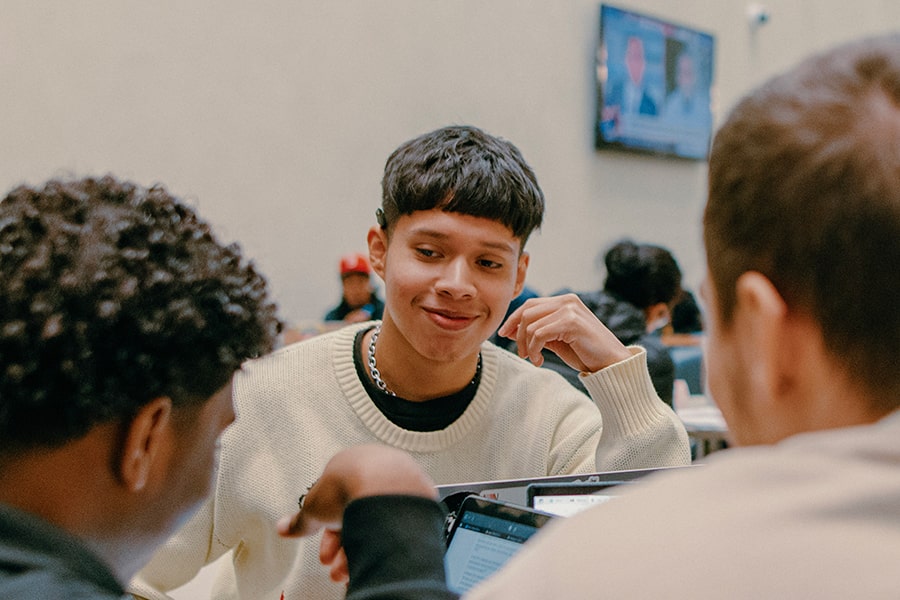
{"left": 444, "top": 496, "right": 553, "bottom": 593}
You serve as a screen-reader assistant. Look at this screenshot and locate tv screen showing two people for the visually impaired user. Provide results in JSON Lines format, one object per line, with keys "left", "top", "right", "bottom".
{"left": 596, "top": 4, "right": 715, "bottom": 160}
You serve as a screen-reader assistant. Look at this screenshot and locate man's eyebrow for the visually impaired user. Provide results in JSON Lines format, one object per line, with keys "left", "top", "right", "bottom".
{"left": 407, "top": 228, "right": 448, "bottom": 240}
{"left": 408, "top": 228, "right": 518, "bottom": 254}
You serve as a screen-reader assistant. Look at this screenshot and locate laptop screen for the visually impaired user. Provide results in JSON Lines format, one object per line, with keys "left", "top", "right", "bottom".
{"left": 436, "top": 465, "right": 692, "bottom": 507}
{"left": 527, "top": 481, "right": 625, "bottom": 517}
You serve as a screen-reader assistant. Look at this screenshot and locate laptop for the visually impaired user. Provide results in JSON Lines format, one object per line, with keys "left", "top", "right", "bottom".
{"left": 526, "top": 480, "right": 629, "bottom": 517}
{"left": 436, "top": 465, "right": 691, "bottom": 509}
{"left": 438, "top": 466, "right": 697, "bottom": 591}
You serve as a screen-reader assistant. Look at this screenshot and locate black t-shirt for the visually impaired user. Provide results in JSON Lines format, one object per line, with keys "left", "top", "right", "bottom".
{"left": 353, "top": 328, "right": 480, "bottom": 432}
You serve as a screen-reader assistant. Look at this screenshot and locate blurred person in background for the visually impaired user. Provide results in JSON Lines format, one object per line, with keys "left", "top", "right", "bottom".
{"left": 541, "top": 239, "right": 682, "bottom": 405}
{"left": 324, "top": 252, "right": 385, "bottom": 323}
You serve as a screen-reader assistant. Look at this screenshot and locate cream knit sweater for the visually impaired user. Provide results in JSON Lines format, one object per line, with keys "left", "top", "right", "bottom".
{"left": 131, "top": 321, "right": 689, "bottom": 600}
{"left": 468, "top": 408, "right": 900, "bottom": 599}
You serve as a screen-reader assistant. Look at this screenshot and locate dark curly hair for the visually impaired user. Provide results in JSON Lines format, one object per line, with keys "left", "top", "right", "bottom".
{"left": 380, "top": 125, "right": 544, "bottom": 245}
{"left": 0, "top": 175, "right": 280, "bottom": 452}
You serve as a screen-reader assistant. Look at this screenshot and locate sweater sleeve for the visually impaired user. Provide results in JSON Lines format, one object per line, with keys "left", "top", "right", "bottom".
{"left": 343, "top": 496, "right": 459, "bottom": 600}
{"left": 581, "top": 347, "right": 691, "bottom": 470}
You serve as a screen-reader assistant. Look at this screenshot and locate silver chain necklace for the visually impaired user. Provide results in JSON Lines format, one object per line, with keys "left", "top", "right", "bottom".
{"left": 367, "top": 323, "right": 482, "bottom": 397}
{"left": 367, "top": 324, "right": 395, "bottom": 395}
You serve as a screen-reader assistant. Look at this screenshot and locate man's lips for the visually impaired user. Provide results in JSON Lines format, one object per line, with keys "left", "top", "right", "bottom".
{"left": 422, "top": 307, "right": 478, "bottom": 330}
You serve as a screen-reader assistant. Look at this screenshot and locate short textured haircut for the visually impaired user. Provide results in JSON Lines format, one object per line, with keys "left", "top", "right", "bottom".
{"left": 602, "top": 239, "right": 682, "bottom": 310}
{"left": 704, "top": 34, "right": 900, "bottom": 407}
{"left": 0, "top": 175, "right": 280, "bottom": 451}
{"left": 380, "top": 125, "right": 544, "bottom": 245}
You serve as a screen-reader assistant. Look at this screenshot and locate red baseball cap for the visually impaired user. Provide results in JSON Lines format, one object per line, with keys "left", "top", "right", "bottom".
{"left": 339, "top": 252, "right": 371, "bottom": 277}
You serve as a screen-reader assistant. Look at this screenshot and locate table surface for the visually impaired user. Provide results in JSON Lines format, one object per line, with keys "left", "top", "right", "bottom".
{"left": 677, "top": 403, "right": 727, "bottom": 432}
{"left": 674, "top": 394, "right": 729, "bottom": 459}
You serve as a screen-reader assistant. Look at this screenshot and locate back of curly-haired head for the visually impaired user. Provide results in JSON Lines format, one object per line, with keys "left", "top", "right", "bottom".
{"left": 0, "top": 175, "right": 280, "bottom": 452}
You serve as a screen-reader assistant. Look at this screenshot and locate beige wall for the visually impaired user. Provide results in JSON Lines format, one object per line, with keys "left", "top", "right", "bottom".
{"left": 2, "top": 1, "right": 899, "bottom": 324}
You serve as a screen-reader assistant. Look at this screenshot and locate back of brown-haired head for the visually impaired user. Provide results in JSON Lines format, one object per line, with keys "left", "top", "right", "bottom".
{"left": 704, "top": 34, "right": 900, "bottom": 407}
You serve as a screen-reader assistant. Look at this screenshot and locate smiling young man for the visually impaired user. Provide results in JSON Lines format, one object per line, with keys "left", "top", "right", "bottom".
{"left": 131, "top": 125, "right": 688, "bottom": 600}
{"left": 285, "top": 35, "right": 900, "bottom": 600}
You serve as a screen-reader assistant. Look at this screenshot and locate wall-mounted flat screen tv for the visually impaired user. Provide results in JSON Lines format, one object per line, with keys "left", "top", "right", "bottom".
{"left": 595, "top": 4, "right": 715, "bottom": 160}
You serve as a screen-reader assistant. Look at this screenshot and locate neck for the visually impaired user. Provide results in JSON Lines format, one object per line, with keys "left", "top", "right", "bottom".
{"left": 365, "top": 321, "right": 481, "bottom": 401}
{"left": 734, "top": 317, "right": 893, "bottom": 445}
{"left": 0, "top": 431, "right": 157, "bottom": 584}
{"left": 83, "top": 528, "right": 167, "bottom": 584}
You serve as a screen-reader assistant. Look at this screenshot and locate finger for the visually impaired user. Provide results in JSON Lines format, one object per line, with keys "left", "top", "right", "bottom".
{"left": 319, "top": 529, "right": 343, "bottom": 565}
{"left": 516, "top": 298, "right": 590, "bottom": 367}
{"left": 319, "top": 530, "right": 350, "bottom": 583}
{"left": 277, "top": 483, "right": 345, "bottom": 538}
{"left": 499, "top": 295, "right": 555, "bottom": 342}
{"left": 277, "top": 510, "right": 325, "bottom": 538}
{"left": 496, "top": 305, "right": 522, "bottom": 339}
{"left": 328, "top": 548, "right": 350, "bottom": 584}
{"left": 519, "top": 314, "right": 559, "bottom": 366}
{"left": 520, "top": 318, "right": 547, "bottom": 365}
{"left": 514, "top": 302, "right": 547, "bottom": 361}
{"left": 515, "top": 303, "right": 567, "bottom": 365}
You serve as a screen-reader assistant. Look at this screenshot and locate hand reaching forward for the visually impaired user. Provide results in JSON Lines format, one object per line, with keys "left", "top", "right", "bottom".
{"left": 276, "top": 444, "right": 437, "bottom": 583}
{"left": 497, "top": 293, "right": 632, "bottom": 373}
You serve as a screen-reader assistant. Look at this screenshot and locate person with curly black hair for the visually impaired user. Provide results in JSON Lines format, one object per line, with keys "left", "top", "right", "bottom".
{"left": 541, "top": 239, "right": 683, "bottom": 405}
{"left": 0, "top": 175, "right": 280, "bottom": 598}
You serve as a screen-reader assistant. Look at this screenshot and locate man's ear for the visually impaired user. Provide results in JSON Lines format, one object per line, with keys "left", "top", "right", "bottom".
{"left": 367, "top": 226, "right": 388, "bottom": 280}
{"left": 119, "top": 397, "right": 172, "bottom": 492}
{"left": 733, "top": 272, "right": 789, "bottom": 403}
{"left": 513, "top": 252, "right": 530, "bottom": 297}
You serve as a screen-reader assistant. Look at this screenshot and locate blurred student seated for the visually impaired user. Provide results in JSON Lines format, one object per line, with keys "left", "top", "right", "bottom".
{"left": 541, "top": 239, "right": 682, "bottom": 405}
{"left": 324, "top": 252, "right": 384, "bottom": 323}
{"left": 279, "top": 253, "right": 385, "bottom": 346}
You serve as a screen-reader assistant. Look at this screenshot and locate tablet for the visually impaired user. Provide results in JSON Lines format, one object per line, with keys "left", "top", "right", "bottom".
{"left": 526, "top": 480, "right": 629, "bottom": 517}
{"left": 444, "top": 494, "right": 554, "bottom": 594}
